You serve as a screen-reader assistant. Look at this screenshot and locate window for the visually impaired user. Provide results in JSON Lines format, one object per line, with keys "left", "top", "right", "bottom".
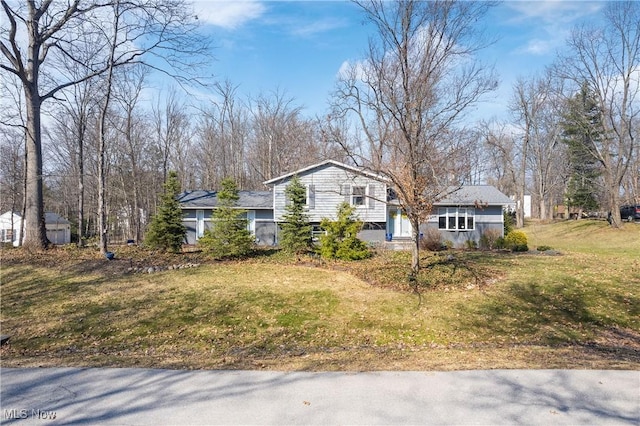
{"left": 311, "top": 224, "right": 325, "bottom": 241}
{"left": 196, "top": 210, "right": 205, "bottom": 238}
{"left": 285, "top": 184, "right": 315, "bottom": 209}
{"left": 352, "top": 186, "right": 366, "bottom": 206}
{"left": 306, "top": 184, "right": 315, "bottom": 209}
{"left": 342, "top": 184, "right": 374, "bottom": 207}
{"left": 438, "top": 207, "right": 475, "bottom": 231}
{"left": 1, "top": 229, "right": 11, "bottom": 242}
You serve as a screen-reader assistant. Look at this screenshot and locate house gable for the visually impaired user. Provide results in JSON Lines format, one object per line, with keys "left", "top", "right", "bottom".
{"left": 264, "top": 161, "right": 388, "bottom": 223}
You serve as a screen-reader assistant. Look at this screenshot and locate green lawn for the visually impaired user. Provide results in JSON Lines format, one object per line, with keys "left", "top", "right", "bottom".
{"left": 1, "top": 219, "right": 639, "bottom": 370}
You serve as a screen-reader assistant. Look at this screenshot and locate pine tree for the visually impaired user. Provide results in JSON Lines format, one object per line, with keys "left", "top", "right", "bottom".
{"left": 319, "top": 202, "right": 370, "bottom": 260}
{"left": 145, "top": 171, "right": 186, "bottom": 252}
{"left": 279, "top": 175, "right": 313, "bottom": 254}
{"left": 198, "top": 177, "right": 254, "bottom": 258}
{"left": 561, "top": 82, "right": 603, "bottom": 213}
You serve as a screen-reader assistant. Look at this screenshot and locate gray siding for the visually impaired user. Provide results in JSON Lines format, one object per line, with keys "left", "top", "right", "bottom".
{"left": 473, "top": 205, "right": 504, "bottom": 225}
{"left": 422, "top": 222, "right": 504, "bottom": 248}
{"left": 272, "top": 164, "right": 387, "bottom": 223}
{"left": 358, "top": 228, "right": 386, "bottom": 244}
{"left": 183, "top": 208, "right": 274, "bottom": 246}
{"left": 424, "top": 205, "right": 504, "bottom": 248}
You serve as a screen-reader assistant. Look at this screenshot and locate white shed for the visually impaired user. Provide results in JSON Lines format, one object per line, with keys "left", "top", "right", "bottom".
{"left": 0, "top": 211, "right": 71, "bottom": 246}
{"left": 0, "top": 211, "right": 22, "bottom": 247}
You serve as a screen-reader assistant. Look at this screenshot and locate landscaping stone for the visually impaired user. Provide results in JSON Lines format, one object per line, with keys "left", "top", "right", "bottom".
{"left": 124, "top": 263, "right": 201, "bottom": 274}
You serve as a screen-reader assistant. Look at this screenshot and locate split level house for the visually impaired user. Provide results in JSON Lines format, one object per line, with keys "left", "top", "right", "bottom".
{"left": 178, "top": 160, "right": 514, "bottom": 248}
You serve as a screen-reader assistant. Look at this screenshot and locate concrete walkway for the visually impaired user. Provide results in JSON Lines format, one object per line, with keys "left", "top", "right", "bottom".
{"left": 1, "top": 368, "right": 638, "bottom": 425}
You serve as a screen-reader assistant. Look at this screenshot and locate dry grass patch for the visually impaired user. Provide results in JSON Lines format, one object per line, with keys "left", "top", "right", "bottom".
{"left": 2, "top": 220, "right": 639, "bottom": 371}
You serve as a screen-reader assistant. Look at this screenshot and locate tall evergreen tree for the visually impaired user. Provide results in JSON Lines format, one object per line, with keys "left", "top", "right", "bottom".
{"left": 561, "top": 83, "right": 603, "bottom": 213}
{"left": 145, "top": 171, "right": 186, "bottom": 252}
{"left": 198, "top": 177, "right": 253, "bottom": 258}
{"left": 279, "top": 175, "right": 313, "bottom": 254}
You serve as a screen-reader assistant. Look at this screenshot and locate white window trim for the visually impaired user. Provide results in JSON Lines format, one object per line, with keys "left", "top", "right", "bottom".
{"left": 305, "top": 184, "right": 316, "bottom": 210}
{"left": 246, "top": 210, "right": 256, "bottom": 234}
{"left": 438, "top": 207, "right": 475, "bottom": 231}
{"left": 351, "top": 185, "right": 366, "bottom": 207}
{"left": 196, "top": 209, "right": 205, "bottom": 239}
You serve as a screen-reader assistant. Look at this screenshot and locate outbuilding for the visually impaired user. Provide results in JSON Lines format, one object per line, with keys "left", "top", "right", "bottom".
{"left": 0, "top": 211, "right": 72, "bottom": 246}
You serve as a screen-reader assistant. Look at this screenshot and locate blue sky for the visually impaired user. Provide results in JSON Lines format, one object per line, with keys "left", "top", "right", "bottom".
{"left": 186, "top": 1, "right": 606, "bottom": 121}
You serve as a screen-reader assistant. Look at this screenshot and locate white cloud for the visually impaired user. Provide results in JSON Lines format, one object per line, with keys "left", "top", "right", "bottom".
{"left": 504, "top": 1, "right": 604, "bottom": 56}
{"left": 288, "top": 17, "right": 348, "bottom": 38}
{"left": 518, "top": 38, "right": 556, "bottom": 55}
{"left": 337, "top": 60, "right": 352, "bottom": 79}
{"left": 505, "top": 1, "right": 603, "bottom": 25}
{"left": 191, "top": 1, "right": 266, "bottom": 29}
{"left": 336, "top": 58, "right": 370, "bottom": 83}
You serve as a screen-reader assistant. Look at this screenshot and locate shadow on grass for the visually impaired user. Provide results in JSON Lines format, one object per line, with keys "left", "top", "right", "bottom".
{"left": 1, "top": 267, "right": 111, "bottom": 305}
{"left": 457, "top": 276, "right": 640, "bottom": 364}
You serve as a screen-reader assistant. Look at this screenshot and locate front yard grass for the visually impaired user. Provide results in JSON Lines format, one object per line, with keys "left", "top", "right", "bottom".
{"left": 1, "top": 219, "right": 638, "bottom": 370}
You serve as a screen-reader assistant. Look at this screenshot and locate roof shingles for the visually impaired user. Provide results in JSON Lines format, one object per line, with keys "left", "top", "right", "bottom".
{"left": 178, "top": 190, "right": 272, "bottom": 209}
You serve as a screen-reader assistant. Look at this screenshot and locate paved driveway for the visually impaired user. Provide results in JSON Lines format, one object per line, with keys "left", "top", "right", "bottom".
{"left": 1, "top": 368, "right": 638, "bottom": 425}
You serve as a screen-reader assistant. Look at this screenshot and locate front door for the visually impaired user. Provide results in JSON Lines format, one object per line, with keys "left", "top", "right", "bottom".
{"left": 389, "top": 207, "right": 412, "bottom": 238}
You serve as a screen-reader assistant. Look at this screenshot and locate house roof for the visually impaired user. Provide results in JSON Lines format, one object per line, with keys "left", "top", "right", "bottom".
{"left": 434, "top": 185, "right": 514, "bottom": 206}
{"left": 263, "top": 159, "right": 387, "bottom": 185}
{"left": 45, "top": 212, "right": 71, "bottom": 224}
{"left": 178, "top": 190, "right": 273, "bottom": 209}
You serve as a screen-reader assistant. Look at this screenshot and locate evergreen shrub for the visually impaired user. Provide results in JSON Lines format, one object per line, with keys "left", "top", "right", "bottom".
{"left": 504, "top": 230, "right": 528, "bottom": 252}
{"left": 319, "top": 202, "right": 370, "bottom": 260}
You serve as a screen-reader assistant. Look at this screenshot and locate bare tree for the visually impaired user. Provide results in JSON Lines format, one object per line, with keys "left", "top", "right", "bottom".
{"left": 247, "top": 88, "right": 318, "bottom": 186}
{"left": 0, "top": 126, "right": 25, "bottom": 216}
{"left": 330, "top": 0, "right": 497, "bottom": 274}
{"left": 50, "top": 41, "right": 101, "bottom": 246}
{"left": 480, "top": 121, "right": 520, "bottom": 199}
{"left": 0, "top": 72, "right": 27, "bottom": 243}
{"left": 510, "top": 73, "right": 568, "bottom": 222}
{"left": 0, "top": 0, "right": 209, "bottom": 250}
{"left": 509, "top": 78, "right": 533, "bottom": 228}
{"left": 153, "top": 87, "right": 192, "bottom": 188}
{"left": 112, "top": 64, "right": 148, "bottom": 243}
{"left": 553, "top": 0, "right": 639, "bottom": 227}
{"left": 194, "top": 81, "right": 249, "bottom": 189}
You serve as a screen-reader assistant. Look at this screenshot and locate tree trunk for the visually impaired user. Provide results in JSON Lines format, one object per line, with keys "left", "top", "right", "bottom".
{"left": 20, "top": 138, "right": 27, "bottom": 246}
{"left": 97, "top": 123, "right": 108, "bottom": 254}
{"left": 77, "top": 121, "right": 85, "bottom": 247}
{"left": 96, "top": 0, "right": 120, "bottom": 255}
{"left": 516, "top": 133, "right": 529, "bottom": 228}
{"left": 604, "top": 171, "right": 623, "bottom": 227}
{"left": 410, "top": 216, "right": 421, "bottom": 275}
{"left": 22, "top": 88, "right": 48, "bottom": 250}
